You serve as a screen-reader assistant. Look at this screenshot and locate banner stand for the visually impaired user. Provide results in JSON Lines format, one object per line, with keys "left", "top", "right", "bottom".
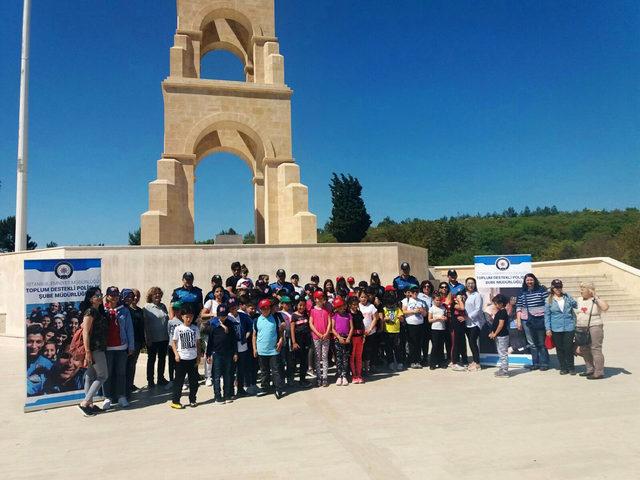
{"left": 474, "top": 255, "right": 533, "bottom": 368}
{"left": 24, "top": 259, "right": 101, "bottom": 412}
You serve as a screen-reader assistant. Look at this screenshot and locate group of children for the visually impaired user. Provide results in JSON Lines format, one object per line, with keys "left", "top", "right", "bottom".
{"left": 163, "top": 274, "right": 514, "bottom": 409}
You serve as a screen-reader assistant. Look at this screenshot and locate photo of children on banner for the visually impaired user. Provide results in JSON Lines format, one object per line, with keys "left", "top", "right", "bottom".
{"left": 26, "top": 301, "right": 87, "bottom": 397}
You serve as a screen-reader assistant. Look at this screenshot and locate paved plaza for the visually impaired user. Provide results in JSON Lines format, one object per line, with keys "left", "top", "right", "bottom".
{"left": 1, "top": 321, "right": 639, "bottom": 480}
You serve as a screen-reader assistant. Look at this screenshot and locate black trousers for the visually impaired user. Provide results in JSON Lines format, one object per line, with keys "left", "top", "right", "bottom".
{"left": 430, "top": 330, "right": 447, "bottom": 368}
{"left": 126, "top": 349, "right": 140, "bottom": 396}
{"left": 259, "top": 354, "right": 284, "bottom": 392}
{"left": 172, "top": 358, "right": 198, "bottom": 404}
{"left": 147, "top": 340, "right": 168, "bottom": 383}
{"left": 552, "top": 331, "right": 575, "bottom": 371}
{"left": 167, "top": 347, "right": 176, "bottom": 381}
{"left": 236, "top": 350, "right": 253, "bottom": 390}
{"left": 465, "top": 326, "right": 481, "bottom": 364}
{"left": 406, "top": 324, "right": 424, "bottom": 365}
{"left": 364, "top": 332, "right": 380, "bottom": 364}
{"left": 421, "top": 323, "right": 432, "bottom": 366}
{"left": 451, "top": 320, "right": 469, "bottom": 365}
{"left": 444, "top": 321, "right": 452, "bottom": 362}
{"left": 292, "top": 341, "right": 310, "bottom": 382}
{"left": 384, "top": 332, "right": 404, "bottom": 365}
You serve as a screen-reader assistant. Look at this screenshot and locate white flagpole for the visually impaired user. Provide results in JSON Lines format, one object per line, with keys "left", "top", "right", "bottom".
{"left": 15, "top": 0, "right": 31, "bottom": 252}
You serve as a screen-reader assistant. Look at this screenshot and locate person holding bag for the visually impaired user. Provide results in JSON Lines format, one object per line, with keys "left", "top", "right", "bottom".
{"left": 574, "top": 282, "right": 609, "bottom": 380}
{"left": 516, "top": 273, "right": 550, "bottom": 371}
{"left": 544, "top": 279, "right": 578, "bottom": 375}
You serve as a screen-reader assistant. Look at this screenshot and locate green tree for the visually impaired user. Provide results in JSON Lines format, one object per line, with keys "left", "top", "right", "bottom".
{"left": 0, "top": 216, "right": 37, "bottom": 252}
{"left": 128, "top": 227, "right": 141, "bottom": 246}
{"left": 326, "top": 173, "right": 371, "bottom": 242}
{"left": 243, "top": 231, "right": 256, "bottom": 244}
{"left": 46, "top": 241, "right": 58, "bottom": 248}
{"left": 617, "top": 220, "right": 640, "bottom": 268}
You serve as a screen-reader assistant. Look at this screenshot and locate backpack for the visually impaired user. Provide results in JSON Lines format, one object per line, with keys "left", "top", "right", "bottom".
{"left": 69, "top": 325, "right": 86, "bottom": 363}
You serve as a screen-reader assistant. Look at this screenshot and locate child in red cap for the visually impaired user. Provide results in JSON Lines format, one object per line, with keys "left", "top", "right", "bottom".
{"left": 331, "top": 296, "right": 353, "bottom": 385}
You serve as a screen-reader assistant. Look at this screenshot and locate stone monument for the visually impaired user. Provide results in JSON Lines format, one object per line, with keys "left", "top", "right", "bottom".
{"left": 141, "top": 0, "right": 317, "bottom": 245}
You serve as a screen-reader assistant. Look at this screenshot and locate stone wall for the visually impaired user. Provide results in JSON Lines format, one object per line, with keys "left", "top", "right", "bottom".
{"left": 0, "top": 243, "right": 428, "bottom": 337}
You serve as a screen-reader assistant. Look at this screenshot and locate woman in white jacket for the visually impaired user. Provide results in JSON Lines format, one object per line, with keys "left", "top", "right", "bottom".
{"left": 464, "top": 278, "right": 485, "bottom": 372}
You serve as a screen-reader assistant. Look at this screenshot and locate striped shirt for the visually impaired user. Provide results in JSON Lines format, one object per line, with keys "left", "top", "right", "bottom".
{"left": 516, "top": 288, "right": 548, "bottom": 318}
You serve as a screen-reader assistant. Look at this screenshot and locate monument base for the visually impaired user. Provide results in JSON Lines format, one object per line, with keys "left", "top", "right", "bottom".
{"left": 0, "top": 242, "right": 428, "bottom": 337}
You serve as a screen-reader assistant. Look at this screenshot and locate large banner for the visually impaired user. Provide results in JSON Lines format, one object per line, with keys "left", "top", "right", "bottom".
{"left": 474, "top": 255, "right": 532, "bottom": 367}
{"left": 24, "top": 259, "right": 101, "bottom": 412}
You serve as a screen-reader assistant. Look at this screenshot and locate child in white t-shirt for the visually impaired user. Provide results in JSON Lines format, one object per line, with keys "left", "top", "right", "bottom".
{"left": 428, "top": 297, "right": 448, "bottom": 369}
{"left": 166, "top": 301, "right": 184, "bottom": 384}
{"left": 170, "top": 307, "right": 201, "bottom": 409}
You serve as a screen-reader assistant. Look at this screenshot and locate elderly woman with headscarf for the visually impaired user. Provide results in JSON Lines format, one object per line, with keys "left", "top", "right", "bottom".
{"left": 574, "top": 282, "right": 609, "bottom": 380}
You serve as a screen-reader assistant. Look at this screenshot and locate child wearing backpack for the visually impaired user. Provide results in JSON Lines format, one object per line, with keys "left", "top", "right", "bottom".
{"left": 252, "top": 298, "right": 285, "bottom": 399}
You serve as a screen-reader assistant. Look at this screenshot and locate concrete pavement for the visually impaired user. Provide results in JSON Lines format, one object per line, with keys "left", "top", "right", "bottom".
{"left": 1, "top": 321, "right": 639, "bottom": 480}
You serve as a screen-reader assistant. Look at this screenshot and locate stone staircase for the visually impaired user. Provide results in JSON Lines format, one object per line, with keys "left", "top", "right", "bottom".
{"left": 536, "top": 275, "right": 639, "bottom": 322}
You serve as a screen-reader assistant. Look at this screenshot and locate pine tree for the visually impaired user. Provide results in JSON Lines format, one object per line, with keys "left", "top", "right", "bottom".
{"left": 327, "top": 173, "right": 371, "bottom": 242}
{"left": 128, "top": 227, "right": 141, "bottom": 245}
{"left": 0, "top": 216, "right": 37, "bottom": 252}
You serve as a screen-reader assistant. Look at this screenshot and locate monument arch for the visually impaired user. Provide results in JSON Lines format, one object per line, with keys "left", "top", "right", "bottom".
{"left": 141, "top": 0, "right": 317, "bottom": 245}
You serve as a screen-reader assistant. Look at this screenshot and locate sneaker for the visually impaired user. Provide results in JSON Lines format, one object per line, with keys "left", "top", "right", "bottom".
{"left": 256, "top": 389, "right": 268, "bottom": 397}
{"left": 336, "top": 377, "right": 343, "bottom": 386}
{"left": 397, "top": 363, "right": 404, "bottom": 370}
{"left": 569, "top": 369, "right": 577, "bottom": 376}
{"left": 189, "top": 402, "right": 197, "bottom": 408}
{"left": 429, "top": 366, "right": 437, "bottom": 370}
{"left": 586, "top": 374, "right": 604, "bottom": 380}
{"left": 342, "top": 376, "right": 349, "bottom": 386}
{"left": 494, "top": 370, "right": 509, "bottom": 378}
{"left": 213, "top": 397, "right": 225, "bottom": 405}
{"left": 299, "top": 380, "right": 312, "bottom": 388}
{"left": 236, "top": 389, "right": 247, "bottom": 397}
{"left": 322, "top": 380, "right": 329, "bottom": 387}
{"left": 414, "top": 364, "right": 422, "bottom": 369}
{"left": 130, "top": 384, "right": 140, "bottom": 392}
{"left": 89, "top": 405, "right": 103, "bottom": 414}
{"left": 274, "top": 390, "right": 284, "bottom": 400}
{"left": 102, "top": 399, "right": 112, "bottom": 411}
{"left": 182, "top": 384, "right": 189, "bottom": 391}
{"left": 579, "top": 371, "right": 594, "bottom": 377}
{"left": 559, "top": 370, "right": 568, "bottom": 375}
{"left": 452, "top": 364, "right": 467, "bottom": 372}
{"left": 118, "top": 396, "right": 130, "bottom": 408}
{"left": 224, "top": 397, "right": 234, "bottom": 404}
{"left": 540, "top": 366, "right": 549, "bottom": 371}
{"left": 78, "top": 404, "right": 96, "bottom": 417}
{"left": 170, "top": 402, "right": 184, "bottom": 410}
{"left": 359, "top": 377, "right": 365, "bottom": 384}
{"left": 205, "top": 378, "right": 212, "bottom": 387}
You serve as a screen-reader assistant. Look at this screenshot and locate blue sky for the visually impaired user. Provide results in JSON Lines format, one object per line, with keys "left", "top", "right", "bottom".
{"left": 1, "top": 0, "right": 638, "bottom": 246}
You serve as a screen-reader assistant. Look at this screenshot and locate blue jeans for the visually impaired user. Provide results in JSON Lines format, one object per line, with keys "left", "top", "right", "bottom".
{"left": 523, "top": 320, "right": 549, "bottom": 367}
{"left": 212, "top": 352, "right": 234, "bottom": 400}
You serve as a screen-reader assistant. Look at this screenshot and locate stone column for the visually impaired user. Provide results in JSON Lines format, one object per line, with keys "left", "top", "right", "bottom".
{"left": 253, "top": 176, "right": 266, "bottom": 244}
